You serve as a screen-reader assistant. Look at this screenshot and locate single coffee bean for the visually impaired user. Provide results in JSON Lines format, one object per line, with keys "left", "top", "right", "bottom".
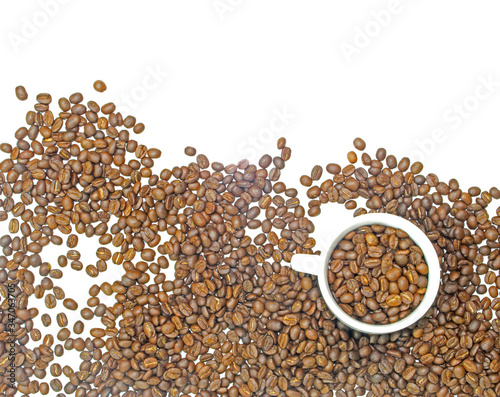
{"left": 326, "top": 163, "right": 341, "bottom": 174}
{"left": 41, "top": 313, "right": 51, "bottom": 327}
{"left": 44, "top": 294, "right": 57, "bottom": 309}
{"left": 15, "top": 85, "right": 28, "bottom": 101}
{"left": 353, "top": 137, "right": 366, "bottom": 150}
{"left": 311, "top": 165, "right": 323, "bottom": 181}
{"left": 184, "top": 146, "right": 197, "bottom": 156}
{"left": 131, "top": 122, "right": 145, "bottom": 134}
{"left": 63, "top": 298, "right": 78, "bottom": 311}
{"left": 73, "top": 320, "right": 84, "bottom": 334}
{"left": 93, "top": 80, "right": 107, "bottom": 92}
{"left": 56, "top": 313, "right": 68, "bottom": 327}
{"left": 347, "top": 151, "right": 358, "bottom": 164}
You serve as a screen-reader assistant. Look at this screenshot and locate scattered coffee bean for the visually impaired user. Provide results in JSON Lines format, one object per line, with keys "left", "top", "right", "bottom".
{"left": 353, "top": 137, "right": 366, "bottom": 151}
{"left": 347, "top": 150, "right": 358, "bottom": 164}
{"left": 41, "top": 313, "right": 51, "bottom": 327}
{"left": 15, "top": 85, "right": 28, "bottom": 101}
{"left": 63, "top": 298, "right": 78, "bottom": 311}
{"left": 93, "top": 80, "right": 107, "bottom": 92}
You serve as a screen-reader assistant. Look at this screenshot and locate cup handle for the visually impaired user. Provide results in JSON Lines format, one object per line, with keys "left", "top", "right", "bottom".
{"left": 289, "top": 253, "right": 326, "bottom": 276}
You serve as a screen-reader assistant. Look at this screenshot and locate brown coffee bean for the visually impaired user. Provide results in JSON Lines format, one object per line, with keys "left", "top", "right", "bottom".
{"left": 93, "top": 80, "right": 107, "bottom": 92}
{"left": 73, "top": 320, "right": 84, "bottom": 334}
{"left": 185, "top": 146, "right": 197, "bottom": 156}
{"left": 133, "top": 122, "right": 145, "bottom": 134}
{"left": 300, "top": 175, "right": 312, "bottom": 187}
{"left": 16, "top": 85, "right": 28, "bottom": 101}
{"left": 347, "top": 151, "right": 358, "bottom": 164}
{"left": 63, "top": 298, "right": 78, "bottom": 311}
{"left": 353, "top": 137, "right": 366, "bottom": 150}
{"left": 326, "top": 163, "right": 341, "bottom": 174}
{"left": 45, "top": 294, "right": 57, "bottom": 309}
{"left": 411, "top": 161, "right": 424, "bottom": 174}
{"left": 57, "top": 328, "right": 71, "bottom": 341}
{"left": 386, "top": 267, "right": 402, "bottom": 282}
{"left": 67, "top": 234, "right": 78, "bottom": 248}
{"left": 56, "top": 313, "right": 68, "bottom": 327}
{"left": 53, "top": 286, "right": 65, "bottom": 300}
{"left": 311, "top": 165, "right": 323, "bottom": 181}
{"left": 41, "top": 313, "right": 51, "bottom": 327}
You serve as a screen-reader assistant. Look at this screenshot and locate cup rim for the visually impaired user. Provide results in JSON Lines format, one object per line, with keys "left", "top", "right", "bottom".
{"left": 316, "top": 213, "right": 440, "bottom": 335}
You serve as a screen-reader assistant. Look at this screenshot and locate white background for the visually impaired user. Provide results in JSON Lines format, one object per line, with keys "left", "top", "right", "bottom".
{"left": 1, "top": 1, "right": 500, "bottom": 394}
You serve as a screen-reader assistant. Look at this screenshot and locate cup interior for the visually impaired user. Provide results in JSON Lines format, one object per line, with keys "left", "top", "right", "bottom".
{"left": 316, "top": 213, "right": 441, "bottom": 335}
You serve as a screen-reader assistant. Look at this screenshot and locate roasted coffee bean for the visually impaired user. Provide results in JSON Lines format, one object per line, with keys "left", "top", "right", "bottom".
{"left": 347, "top": 151, "right": 358, "bottom": 164}
{"left": 44, "top": 294, "right": 57, "bottom": 309}
{"left": 80, "top": 307, "right": 94, "bottom": 320}
{"left": 132, "top": 122, "right": 145, "bottom": 134}
{"left": 326, "top": 163, "right": 341, "bottom": 174}
{"left": 15, "top": 85, "right": 28, "bottom": 101}
{"left": 311, "top": 165, "right": 323, "bottom": 181}
{"left": 353, "top": 137, "right": 366, "bottom": 151}
{"left": 41, "top": 313, "right": 51, "bottom": 327}
{"left": 300, "top": 175, "right": 312, "bottom": 186}
{"left": 56, "top": 313, "right": 68, "bottom": 327}
{"left": 185, "top": 146, "right": 196, "bottom": 156}
{"left": 73, "top": 320, "right": 84, "bottom": 334}
{"left": 93, "top": 80, "right": 107, "bottom": 92}
{"left": 63, "top": 298, "right": 78, "bottom": 311}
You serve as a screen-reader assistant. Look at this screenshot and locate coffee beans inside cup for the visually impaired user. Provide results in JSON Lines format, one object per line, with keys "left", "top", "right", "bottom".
{"left": 329, "top": 224, "right": 429, "bottom": 324}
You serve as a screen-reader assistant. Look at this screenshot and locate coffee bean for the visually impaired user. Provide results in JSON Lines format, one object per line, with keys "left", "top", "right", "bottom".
{"left": 411, "top": 161, "right": 424, "bottom": 174}
{"left": 326, "top": 163, "right": 341, "bottom": 174}
{"left": 80, "top": 307, "right": 94, "bottom": 321}
{"left": 67, "top": 234, "right": 78, "bottom": 248}
{"left": 93, "top": 80, "right": 107, "bottom": 92}
{"left": 68, "top": 92, "right": 83, "bottom": 104}
{"left": 184, "top": 146, "right": 197, "bottom": 156}
{"left": 56, "top": 313, "right": 68, "bottom": 327}
{"left": 73, "top": 320, "right": 84, "bottom": 334}
{"left": 353, "top": 137, "right": 366, "bottom": 151}
{"left": 53, "top": 286, "right": 65, "bottom": 300}
{"left": 133, "top": 122, "right": 145, "bottom": 134}
{"left": 375, "top": 147, "right": 386, "bottom": 160}
{"left": 63, "top": 298, "right": 78, "bottom": 311}
{"left": 15, "top": 85, "right": 28, "bottom": 101}
{"left": 41, "top": 313, "right": 51, "bottom": 327}
{"left": 57, "top": 328, "right": 70, "bottom": 341}
{"left": 300, "top": 175, "right": 312, "bottom": 187}
{"left": 311, "top": 165, "right": 323, "bottom": 181}
{"left": 45, "top": 294, "right": 57, "bottom": 309}
{"left": 347, "top": 151, "right": 357, "bottom": 164}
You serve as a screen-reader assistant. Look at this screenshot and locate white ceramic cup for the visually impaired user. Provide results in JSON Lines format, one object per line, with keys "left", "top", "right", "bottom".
{"left": 289, "top": 213, "right": 440, "bottom": 334}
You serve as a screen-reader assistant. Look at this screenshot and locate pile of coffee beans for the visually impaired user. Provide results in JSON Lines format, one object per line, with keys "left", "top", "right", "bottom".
{"left": 328, "top": 225, "right": 429, "bottom": 325}
{"left": 0, "top": 86, "right": 499, "bottom": 397}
